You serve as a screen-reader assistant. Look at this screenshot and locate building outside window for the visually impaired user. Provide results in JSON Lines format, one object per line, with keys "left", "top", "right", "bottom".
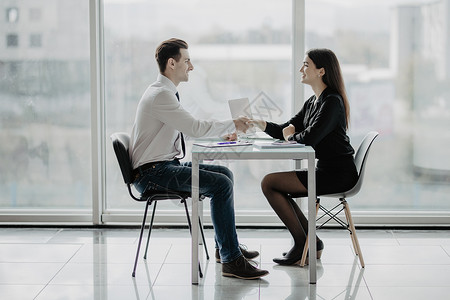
{"left": 29, "top": 8, "right": 42, "bottom": 22}
{"left": 6, "top": 34, "right": 18, "bottom": 47}
{"left": 6, "top": 7, "right": 19, "bottom": 23}
{"left": 29, "top": 33, "right": 42, "bottom": 47}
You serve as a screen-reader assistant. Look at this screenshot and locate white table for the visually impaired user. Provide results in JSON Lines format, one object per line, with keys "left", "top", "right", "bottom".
{"left": 191, "top": 143, "right": 317, "bottom": 284}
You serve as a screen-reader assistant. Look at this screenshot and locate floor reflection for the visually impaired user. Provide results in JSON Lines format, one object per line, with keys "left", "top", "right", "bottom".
{"left": 273, "top": 262, "right": 324, "bottom": 300}
{"left": 91, "top": 230, "right": 156, "bottom": 300}
{"left": 6, "top": 228, "right": 447, "bottom": 299}
{"left": 340, "top": 257, "right": 365, "bottom": 300}
{"left": 271, "top": 257, "right": 365, "bottom": 300}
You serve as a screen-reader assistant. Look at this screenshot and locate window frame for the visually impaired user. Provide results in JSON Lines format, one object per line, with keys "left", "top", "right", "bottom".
{"left": 0, "top": 0, "right": 449, "bottom": 226}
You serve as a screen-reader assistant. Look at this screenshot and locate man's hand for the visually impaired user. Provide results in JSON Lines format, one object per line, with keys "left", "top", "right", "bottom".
{"left": 233, "top": 116, "right": 250, "bottom": 133}
{"left": 282, "top": 124, "right": 295, "bottom": 141}
{"left": 247, "top": 119, "right": 267, "bottom": 131}
{"left": 222, "top": 132, "right": 237, "bottom": 141}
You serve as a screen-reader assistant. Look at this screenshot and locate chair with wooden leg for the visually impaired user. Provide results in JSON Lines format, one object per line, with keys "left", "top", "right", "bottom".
{"left": 300, "top": 131, "right": 379, "bottom": 268}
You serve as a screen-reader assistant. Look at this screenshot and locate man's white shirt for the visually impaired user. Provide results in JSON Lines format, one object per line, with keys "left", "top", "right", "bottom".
{"left": 130, "top": 74, "right": 235, "bottom": 169}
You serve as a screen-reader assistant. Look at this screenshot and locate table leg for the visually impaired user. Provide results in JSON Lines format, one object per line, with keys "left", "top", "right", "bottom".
{"left": 295, "top": 159, "right": 302, "bottom": 170}
{"left": 191, "top": 155, "right": 200, "bottom": 285}
{"left": 307, "top": 152, "right": 317, "bottom": 284}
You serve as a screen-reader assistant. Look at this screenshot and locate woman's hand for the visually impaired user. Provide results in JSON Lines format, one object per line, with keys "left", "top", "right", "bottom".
{"left": 222, "top": 132, "right": 237, "bottom": 141}
{"left": 282, "top": 124, "right": 295, "bottom": 141}
{"left": 247, "top": 119, "right": 267, "bottom": 131}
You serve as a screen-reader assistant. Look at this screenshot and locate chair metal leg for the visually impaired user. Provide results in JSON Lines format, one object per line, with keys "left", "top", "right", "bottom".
{"left": 144, "top": 201, "right": 157, "bottom": 260}
{"left": 181, "top": 199, "right": 209, "bottom": 256}
{"left": 342, "top": 199, "right": 365, "bottom": 268}
{"left": 132, "top": 199, "right": 151, "bottom": 277}
{"left": 198, "top": 217, "right": 210, "bottom": 260}
{"left": 300, "top": 199, "right": 320, "bottom": 267}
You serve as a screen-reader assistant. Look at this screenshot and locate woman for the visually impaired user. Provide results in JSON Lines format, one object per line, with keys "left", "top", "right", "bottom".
{"left": 250, "top": 48, "right": 358, "bottom": 265}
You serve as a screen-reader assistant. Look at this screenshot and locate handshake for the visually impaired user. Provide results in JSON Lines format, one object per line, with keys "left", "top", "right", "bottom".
{"left": 232, "top": 116, "right": 263, "bottom": 133}
{"left": 226, "top": 117, "right": 295, "bottom": 142}
{"left": 223, "top": 116, "right": 260, "bottom": 141}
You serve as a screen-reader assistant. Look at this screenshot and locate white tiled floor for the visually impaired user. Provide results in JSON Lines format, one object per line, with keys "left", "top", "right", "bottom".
{"left": 1, "top": 227, "right": 450, "bottom": 300}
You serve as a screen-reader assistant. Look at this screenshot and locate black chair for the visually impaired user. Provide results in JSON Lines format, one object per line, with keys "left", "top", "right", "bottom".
{"left": 110, "top": 132, "right": 209, "bottom": 277}
{"left": 299, "top": 131, "right": 379, "bottom": 268}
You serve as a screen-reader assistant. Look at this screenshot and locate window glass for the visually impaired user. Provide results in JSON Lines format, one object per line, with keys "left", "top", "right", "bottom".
{"left": 104, "top": 0, "right": 292, "bottom": 212}
{"left": 0, "top": 0, "right": 91, "bottom": 210}
{"left": 1, "top": 0, "right": 448, "bottom": 222}
{"left": 305, "top": 0, "right": 450, "bottom": 210}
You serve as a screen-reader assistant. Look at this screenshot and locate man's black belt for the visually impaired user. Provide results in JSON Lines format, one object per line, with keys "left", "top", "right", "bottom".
{"left": 132, "top": 161, "right": 164, "bottom": 180}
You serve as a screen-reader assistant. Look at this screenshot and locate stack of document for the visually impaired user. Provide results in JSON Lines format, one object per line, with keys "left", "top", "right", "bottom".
{"left": 255, "top": 140, "right": 305, "bottom": 149}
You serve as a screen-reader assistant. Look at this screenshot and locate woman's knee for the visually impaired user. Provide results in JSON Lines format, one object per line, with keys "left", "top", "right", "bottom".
{"left": 261, "top": 173, "right": 276, "bottom": 195}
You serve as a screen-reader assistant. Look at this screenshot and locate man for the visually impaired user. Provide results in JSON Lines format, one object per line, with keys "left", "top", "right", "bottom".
{"left": 129, "top": 38, "right": 268, "bottom": 280}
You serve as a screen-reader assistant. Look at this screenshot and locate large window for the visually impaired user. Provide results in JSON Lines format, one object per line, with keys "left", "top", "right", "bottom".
{"left": 304, "top": 0, "right": 450, "bottom": 212}
{"left": 0, "top": 1, "right": 91, "bottom": 212}
{"left": 104, "top": 0, "right": 293, "bottom": 217}
{"left": 1, "top": 0, "right": 449, "bottom": 224}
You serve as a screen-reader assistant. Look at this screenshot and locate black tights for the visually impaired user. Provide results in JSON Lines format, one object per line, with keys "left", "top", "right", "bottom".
{"left": 261, "top": 171, "right": 313, "bottom": 258}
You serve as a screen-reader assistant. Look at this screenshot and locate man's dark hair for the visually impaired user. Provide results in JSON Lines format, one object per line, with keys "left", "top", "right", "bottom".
{"left": 155, "top": 38, "right": 188, "bottom": 73}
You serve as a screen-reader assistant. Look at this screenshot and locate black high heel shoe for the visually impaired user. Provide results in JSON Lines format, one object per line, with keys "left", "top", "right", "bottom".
{"left": 281, "top": 239, "right": 324, "bottom": 259}
{"left": 273, "top": 253, "right": 303, "bottom": 265}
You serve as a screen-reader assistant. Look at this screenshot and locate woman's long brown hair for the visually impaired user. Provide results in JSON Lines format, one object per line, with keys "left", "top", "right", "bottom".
{"left": 307, "top": 48, "right": 350, "bottom": 129}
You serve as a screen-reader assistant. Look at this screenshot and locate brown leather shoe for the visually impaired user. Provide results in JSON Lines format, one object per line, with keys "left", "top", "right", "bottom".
{"left": 222, "top": 255, "right": 269, "bottom": 279}
{"left": 216, "top": 245, "right": 259, "bottom": 263}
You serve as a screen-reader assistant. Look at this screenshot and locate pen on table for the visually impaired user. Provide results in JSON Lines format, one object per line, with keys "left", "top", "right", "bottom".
{"left": 217, "top": 141, "right": 237, "bottom": 145}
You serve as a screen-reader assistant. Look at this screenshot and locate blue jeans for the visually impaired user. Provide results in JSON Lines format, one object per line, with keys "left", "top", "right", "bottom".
{"left": 133, "top": 160, "right": 241, "bottom": 263}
